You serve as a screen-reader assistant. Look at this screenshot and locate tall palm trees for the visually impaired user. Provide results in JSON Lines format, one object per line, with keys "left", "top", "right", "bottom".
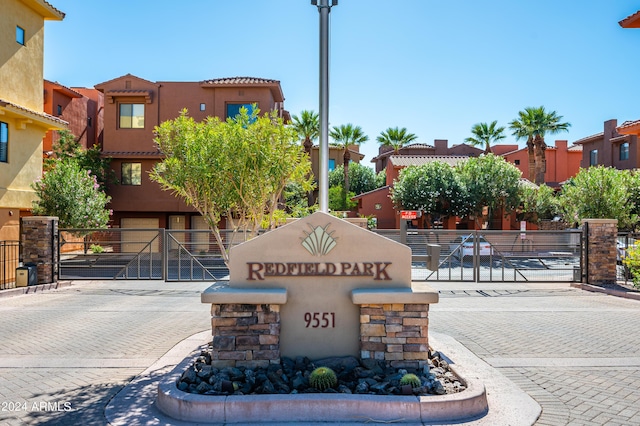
{"left": 290, "top": 110, "right": 319, "bottom": 159}
{"left": 329, "top": 124, "right": 369, "bottom": 197}
{"left": 291, "top": 110, "right": 319, "bottom": 205}
{"left": 464, "top": 121, "right": 506, "bottom": 154}
{"left": 376, "top": 127, "right": 418, "bottom": 154}
{"left": 509, "top": 107, "right": 571, "bottom": 184}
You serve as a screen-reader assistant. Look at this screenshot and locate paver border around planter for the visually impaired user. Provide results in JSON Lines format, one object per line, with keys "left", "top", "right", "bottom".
{"left": 156, "top": 346, "right": 488, "bottom": 424}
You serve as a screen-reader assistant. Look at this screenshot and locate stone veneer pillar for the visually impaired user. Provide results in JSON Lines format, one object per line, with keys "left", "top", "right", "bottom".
{"left": 21, "top": 216, "right": 59, "bottom": 285}
{"left": 359, "top": 303, "right": 429, "bottom": 369}
{"left": 209, "top": 303, "right": 281, "bottom": 368}
{"left": 582, "top": 219, "right": 617, "bottom": 285}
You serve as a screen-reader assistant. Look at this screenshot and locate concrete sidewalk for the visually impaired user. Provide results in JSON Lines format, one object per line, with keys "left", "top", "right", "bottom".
{"left": 0, "top": 279, "right": 639, "bottom": 425}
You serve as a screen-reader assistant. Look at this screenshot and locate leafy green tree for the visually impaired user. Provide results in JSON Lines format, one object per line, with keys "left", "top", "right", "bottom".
{"left": 376, "top": 127, "right": 418, "bottom": 154}
{"left": 328, "top": 163, "right": 382, "bottom": 195}
{"left": 32, "top": 158, "right": 112, "bottom": 229}
{"left": 282, "top": 182, "right": 316, "bottom": 218}
{"left": 390, "top": 161, "right": 469, "bottom": 221}
{"left": 329, "top": 124, "right": 369, "bottom": 198}
{"left": 560, "top": 166, "right": 637, "bottom": 230}
{"left": 464, "top": 120, "right": 506, "bottom": 154}
{"left": 151, "top": 107, "right": 313, "bottom": 264}
{"left": 376, "top": 170, "right": 386, "bottom": 187}
{"left": 518, "top": 184, "right": 561, "bottom": 223}
{"left": 328, "top": 186, "right": 357, "bottom": 211}
{"left": 509, "top": 106, "right": 570, "bottom": 184}
{"left": 457, "top": 154, "right": 522, "bottom": 228}
{"left": 46, "top": 129, "right": 117, "bottom": 191}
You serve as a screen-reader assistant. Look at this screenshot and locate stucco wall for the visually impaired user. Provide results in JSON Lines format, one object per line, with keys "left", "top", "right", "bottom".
{"left": 0, "top": 1, "right": 46, "bottom": 110}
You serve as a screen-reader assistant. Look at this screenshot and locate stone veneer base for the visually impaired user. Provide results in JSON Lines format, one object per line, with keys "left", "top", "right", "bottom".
{"left": 157, "top": 348, "right": 488, "bottom": 425}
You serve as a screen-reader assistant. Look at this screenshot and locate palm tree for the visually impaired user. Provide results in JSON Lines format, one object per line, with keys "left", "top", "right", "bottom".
{"left": 464, "top": 121, "right": 506, "bottom": 154}
{"left": 376, "top": 127, "right": 418, "bottom": 154}
{"left": 329, "top": 124, "right": 369, "bottom": 198}
{"left": 290, "top": 110, "right": 319, "bottom": 158}
{"left": 509, "top": 107, "right": 570, "bottom": 184}
{"left": 290, "top": 110, "right": 319, "bottom": 205}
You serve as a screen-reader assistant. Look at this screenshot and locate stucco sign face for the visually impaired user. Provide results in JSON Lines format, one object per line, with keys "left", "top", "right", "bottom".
{"left": 228, "top": 211, "right": 412, "bottom": 359}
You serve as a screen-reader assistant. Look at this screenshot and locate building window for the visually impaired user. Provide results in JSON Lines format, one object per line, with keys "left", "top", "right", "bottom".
{"left": 328, "top": 159, "right": 335, "bottom": 171}
{"left": 57, "top": 105, "right": 62, "bottom": 116}
{"left": 200, "top": 103, "right": 206, "bottom": 111}
{"left": 226, "top": 103, "right": 255, "bottom": 119}
{"left": 620, "top": 142, "right": 629, "bottom": 161}
{"left": 514, "top": 159, "right": 520, "bottom": 165}
{"left": 590, "top": 149, "right": 598, "bottom": 166}
{"left": 0, "top": 122, "right": 8, "bottom": 163}
{"left": 16, "top": 26, "right": 25, "bottom": 45}
{"left": 119, "top": 104, "right": 144, "bottom": 129}
{"left": 121, "top": 162, "right": 142, "bottom": 185}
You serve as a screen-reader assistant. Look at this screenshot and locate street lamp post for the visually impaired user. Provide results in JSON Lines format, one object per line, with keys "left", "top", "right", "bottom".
{"left": 311, "top": 0, "right": 337, "bottom": 212}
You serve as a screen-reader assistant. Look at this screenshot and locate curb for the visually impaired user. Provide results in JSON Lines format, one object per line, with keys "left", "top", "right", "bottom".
{"left": 0, "top": 280, "right": 73, "bottom": 298}
{"left": 106, "top": 330, "right": 540, "bottom": 425}
{"left": 156, "top": 341, "right": 488, "bottom": 424}
{"left": 571, "top": 282, "right": 640, "bottom": 301}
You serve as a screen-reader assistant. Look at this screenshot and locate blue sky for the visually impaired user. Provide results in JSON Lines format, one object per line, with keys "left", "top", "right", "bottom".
{"left": 44, "top": 1, "right": 640, "bottom": 165}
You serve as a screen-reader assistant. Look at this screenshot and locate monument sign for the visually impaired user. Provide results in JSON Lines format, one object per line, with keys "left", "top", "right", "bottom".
{"left": 202, "top": 211, "right": 438, "bottom": 364}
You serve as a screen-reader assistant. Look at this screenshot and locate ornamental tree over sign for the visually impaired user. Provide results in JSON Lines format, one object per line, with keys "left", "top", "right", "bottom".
{"left": 31, "top": 158, "right": 112, "bottom": 230}
{"left": 150, "top": 107, "right": 313, "bottom": 265}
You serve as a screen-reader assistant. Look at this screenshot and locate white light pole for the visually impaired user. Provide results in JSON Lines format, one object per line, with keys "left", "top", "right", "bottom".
{"left": 311, "top": 0, "right": 337, "bottom": 212}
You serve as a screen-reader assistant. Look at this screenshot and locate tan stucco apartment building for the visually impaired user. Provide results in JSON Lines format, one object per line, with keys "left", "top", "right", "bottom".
{"left": 0, "top": 0, "right": 66, "bottom": 241}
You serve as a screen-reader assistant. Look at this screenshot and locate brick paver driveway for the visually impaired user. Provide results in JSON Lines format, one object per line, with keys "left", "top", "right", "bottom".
{"left": 0, "top": 280, "right": 211, "bottom": 425}
{"left": 0, "top": 279, "right": 638, "bottom": 425}
{"left": 427, "top": 282, "right": 640, "bottom": 426}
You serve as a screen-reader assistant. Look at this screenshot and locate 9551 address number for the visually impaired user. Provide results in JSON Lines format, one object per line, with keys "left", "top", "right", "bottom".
{"left": 304, "top": 312, "right": 335, "bottom": 328}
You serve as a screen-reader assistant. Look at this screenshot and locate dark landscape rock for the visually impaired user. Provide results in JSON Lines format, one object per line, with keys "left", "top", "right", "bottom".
{"left": 176, "top": 347, "right": 466, "bottom": 397}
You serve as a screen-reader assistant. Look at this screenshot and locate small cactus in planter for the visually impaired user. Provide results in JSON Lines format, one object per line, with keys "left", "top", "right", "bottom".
{"left": 309, "top": 367, "right": 337, "bottom": 391}
{"left": 399, "top": 373, "right": 421, "bottom": 388}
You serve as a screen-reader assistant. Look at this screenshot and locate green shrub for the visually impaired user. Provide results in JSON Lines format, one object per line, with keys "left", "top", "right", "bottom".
{"left": 309, "top": 367, "right": 337, "bottom": 391}
{"left": 90, "top": 244, "right": 104, "bottom": 254}
{"left": 623, "top": 242, "right": 640, "bottom": 289}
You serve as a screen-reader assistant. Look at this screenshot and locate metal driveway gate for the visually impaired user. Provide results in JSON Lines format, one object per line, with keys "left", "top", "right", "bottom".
{"left": 375, "top": 229, "right": 583, "bottom": 282}
{"left": 59, "top": 228, "right": 164, "bottom": 280}
{"left": 59, "top": 228, "right": 239, "bottom": 281}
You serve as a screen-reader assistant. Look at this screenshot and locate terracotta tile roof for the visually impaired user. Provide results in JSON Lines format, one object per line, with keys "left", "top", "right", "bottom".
{"left": 619, "top": 10, "right": 640, "bottom": 28}
{"left": 201, "top": 77, "right": 281, "bottom": 85}
{"left": 0, "top": 98, "right": 67, "bottom": 126}
{"left": 43, "top": 0, "right": 65, "bottom": 18}
{"left": 619, "top": 119, "right": 640, "bottom": 129}
{"left": 388, "top": 155, "right": 469, "bottom": 167}
{"left": 371, "top": 143, "right": 435, "bottom": 161}
{"left": 567, "top": 144, "right": 583, "bottom": 152}
{"left": 95, "top": 74, "right": 157, "bottom": 89}
{"left": 572, "top": 132, "right": 604, "bottom": 145}
{"left": 45, "top": 80, "right": 82, "bottom": 98}
{"left": 352, "top": 185, "right": 391, "bottom": 199}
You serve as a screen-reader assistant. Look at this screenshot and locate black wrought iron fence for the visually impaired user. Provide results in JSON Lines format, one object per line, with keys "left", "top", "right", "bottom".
{"left": 0, "top": 241, "right": 20, "bottom": 289}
